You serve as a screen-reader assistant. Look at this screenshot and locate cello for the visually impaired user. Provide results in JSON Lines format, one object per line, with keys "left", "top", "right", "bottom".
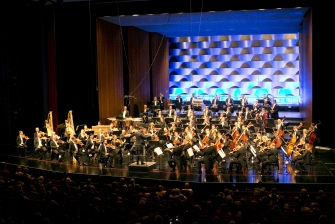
{"left": 308, "top": 121, "right": 321, "bottom": 147}
{"left": 272, "top": 117, "right": 286, "bottom": 148}
{"left": 286, "top": 122, "right": 303, "bottom": 156}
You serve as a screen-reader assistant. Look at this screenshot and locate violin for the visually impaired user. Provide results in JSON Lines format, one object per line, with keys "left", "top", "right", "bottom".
{"left": 22, "top": 135, "right": 30, "bottom": 140}
{"left": 74, "top": 139, "right": 84, "bottom": 146}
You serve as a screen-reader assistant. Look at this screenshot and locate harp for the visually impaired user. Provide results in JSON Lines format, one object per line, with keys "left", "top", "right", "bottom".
{"left": 45, "top": 111, "right": 54, "bottom": 136}
{"left": 66, "top": 110, "right": 75, "bottom": 135}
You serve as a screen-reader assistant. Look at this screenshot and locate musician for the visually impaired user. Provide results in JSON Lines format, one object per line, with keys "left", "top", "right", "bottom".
{"left": 236, "top": 111, "right": 244, "bottom": 123}
{"left": 253, "top": 100, "right": 260, "bottom": 113}
{"left": 84, "top": 125, "right": 91, "bottom": 132}
{"left": 109, "top": 135, "right": 123, "bottom": 168}
{"left": 34, "top": 127, "right": 43, "bottom": 139}
{"left": 97, "top": 140, "right": 109, "bottom": 168}
{"left": 172, "top": 111, "right": 178, "bottom": 123}
{"left": 140, "top": 104, "right": 151, "bottom": 122}
{"left": 225, "top": 94, "right": 234, "bottom": 111}
{"left": 263, "top": 99, "right": 271, "bottom": 113}
{"left": 244, "top": 107, "right": 253, "bottom": 121}
{"left": 186, "top": 105, "right": 193, "bottom": 118}
{"left": 69, "top": 136, "right": 82, "bottom": 166}
{"left": 238, "top": 94, "right": 248, "bottom": 112}
{"left": 300, "top": 129, "right": 309, "bottom": 144}
{"left": 133, "top": 128, "right": 147, "bottom": 165}
{"left": 188, "top": 111, "right": 196, "bottom": 124}
{"left": 34, "top": 133, "right": 47, "bottom": 160}
{"left": 190, "top": 93, "right": 196, "bottom": 104}
{"left": 202, "top": 116, "right": 210, "bottom": 126}
{"left": 270, "top": 100, "right": 279, "bottom": 119}
{"left": 256, "top": 137, "right": 270, "bottom": 165}
{"left": 107, "top": 123, "right": 115, "bottom": 136}
{"left": 228, "top": 142, "right": 247, "bottom": 175}
{"left": 16, "top": 131, "right": 28, "bottom": 157}
{"left": 260, "top": 107, "right": 269, "bottom": 121}
{"left": 263, "top": 94, "right": 272, "bottom": 106}
{"left": 168, "top": 140, "right": 185, "bottom": 172}
{"left": 260, "top": 142, "right": 278, "bottom": 174}
{"left": 157, "top": 116, "right": 166, "bottom": 128}
{"left": 225, "top": 107, "right": 232, "bottom": 121}
{"left": 167, "top": 105, "right": 175, "bottom": 117}
{"left": 121, "top": 106, "right": 130, "bottom": 119}
{"left": 293, "top": 144, "right": 312, "bottom": 174}
{"left": 203, "top": 106, "right": 212, "bottom": 118}
{"left": 96, "top": 128, "right": 105, "bottom": 143}
{"left": 78, "top": 129, "right": 88, "bottom": 141}
{"left": 159, "top": 93, "right": 165, "bottom": 110}
{"left": 175, "top": 95, "right": 183, "bottom": 111}
{"left": 307, "top": 123, "right": 320, "bottom": 155}
{"left": 211, "top": 95, "right": 219, "bottom": 111}
{"left": 220, "top": 116, "right": 230, "bottom": 133}
{"left": 171, "top": 131, "right": 181, "bottom": 142}
{"left": 152, "top": 96, "right": 160, "bottom": 108}
{"left": 50, "top": 135, "right": 65, "bottom": 162}
{"left": 197, "top": 142, "right": 216, "bottom": 174}
{"left": 85, "top": 134, "right": 96, "bottom": 165}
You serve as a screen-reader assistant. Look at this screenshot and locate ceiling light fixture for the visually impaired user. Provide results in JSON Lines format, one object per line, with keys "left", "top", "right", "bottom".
{"left": 132, "top": 14, "right": 139, "bottom": 16}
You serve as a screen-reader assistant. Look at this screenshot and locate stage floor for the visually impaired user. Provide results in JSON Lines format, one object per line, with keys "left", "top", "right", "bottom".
{"left": 2, "top": 150, "right": 335, "bottom": 184}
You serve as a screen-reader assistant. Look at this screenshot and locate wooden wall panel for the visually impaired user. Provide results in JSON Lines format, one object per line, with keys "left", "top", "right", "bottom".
{"left": 150, "top": 32, "right": 169, "bottom": 109}
{"left": 127, "top": 27, "right": 150, "bottom": 117}
{"left": 299, "top": 10, "right": 312, "bottom": 125}
{"left": 96, "top": 19, "right": 124, "bottom": 124}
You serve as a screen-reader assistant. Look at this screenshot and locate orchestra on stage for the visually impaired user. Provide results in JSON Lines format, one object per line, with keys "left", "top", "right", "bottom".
{"left": 16, "top": 94, "right": 320, "bottom": 175}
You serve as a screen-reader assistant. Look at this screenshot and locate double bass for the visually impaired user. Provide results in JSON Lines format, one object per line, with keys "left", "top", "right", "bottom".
{"left": 272, "top": 117, "right": 285, "bottom": 148}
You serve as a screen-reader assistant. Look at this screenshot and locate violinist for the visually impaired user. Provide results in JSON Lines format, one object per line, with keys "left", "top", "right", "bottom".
{"left": 253, "top": 100, "right": 260, "bottom": 113}
{"left": 78, "top": 129, "right": 88, "bottom": 141}
{"left": 202, "top": 116, "right": 210, "bottom": 126}
{"left": 225, "top": 107, "right": 232, "bottom": 121}
{"left": 260, "top": 142, "right": 278, "bottom": 174}
{"left": 163, "top": 127, "right": 171, "bottom": 142}
{"left": 97, "top": 140, "right": 109, "bottom": 168}
{"left": 188, "top": 111, "right": 196, "bottom": 124}
{"left": 220, "top": 115, "right": 230, "bottom": 132}
{"left": 186, "top": 105, "right": 193, "bottom": 118}
{"left": 197, "top": 141, "right": 216, "bottom": 174}
{"left": 228, "top": 142, "right": 247, "bottom": 175}
{"left": 34, "top": 127, "right": 45, "bottom": 139}
{"left": 107, "top": 123, "right": 118, "bottom": 136}
{"left": 203, "top": 105, "right": 212, "bottom": 118}
{"left": 109, "top": 135, "right": 123, "bottom": 168}
{"left": 50, "top": 135, "right": 65, "bottom": 162}
{"left": 168, "top": 140, "right": 185, "bottom": 172}
{"left": 84, "top": 125, "right": 91, "bottom": 132}
{"left": 244, "top": 107, "right": 253, "bottom": 122}
{"left": 69, "top": 136, "right": 82, "bottom": 166}
{"left": 96, "top": 128, "right": 105, "bottom": 145}
{"left": 16, "top": 131, "right": 28, "bottom": 157}
{"left": 169, "top": 123, "right": 178, "bottom": 135}
{"left": 85, "top": 134, "right": 96, "bottom": 165}
{"left": 256, "top": 136, "right": 269, "bottom": 166}
{"left": 167, "top": 105, "right": 175, "bottom": 117}
{"left": 34, "top": 133, "right": 47, "bottom": 160}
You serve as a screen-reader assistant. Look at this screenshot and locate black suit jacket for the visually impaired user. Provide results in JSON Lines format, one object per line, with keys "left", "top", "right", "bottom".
{"left": 34, "top": 137, "right": 46, "bottom": 149}
{"left": 167, "top": 109, "right": 175, "bottom": 117}
{"left": 175, "top": 98, "right": 183, "bottom": 109}
{"left": 69, "top": 141, "right": 78, "bottom": 153}
{"left": 50, "top": 140, "right": 59, "bottom": 150}
{"left": 244, "top": 111, "right": 253, "bottom": 120}
{"left": 152, "top": 100, "right": 160, "bottom": 107}
{"left": 16, "top": 135, "right": 25, "bottom": 147}
{"left": 225, "top": 98, "right": 234, "bottom": 106}
{"left": 203, "top": 110, "right": 212, "bottom": 117}
{"left": 120, "top": 110, "right": 130, "bottom": 118}
{"left": 85, "top": 138, "right": 95, "bottom": 150}
{"left": 143, "top": 107, "right": 151, "bottom": 113}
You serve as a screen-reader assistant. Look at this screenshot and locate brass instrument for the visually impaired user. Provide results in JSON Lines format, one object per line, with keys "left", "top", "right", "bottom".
{"left": 45, "top": 111, "right": 54, "bottom": 137}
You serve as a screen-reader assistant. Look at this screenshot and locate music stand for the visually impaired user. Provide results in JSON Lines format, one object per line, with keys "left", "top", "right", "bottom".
{"left": 196, "top": 124, "right": 205, "bottom": 131}
{"left": 149, "top": 140, "right": 160, "bottom": 148}
{"left": 113, "top": 131, "right": 122, "bottom": 137}
{"left": 176, "top": 127, "right": 182, "bottom": 133}
{"left": 249, "top": 119, "right": 257, "bottom": 125}
{"left": 165, "top": 117, "right": 174, "bottom": 124}
{"left": 116, "top": 116, "right": 124, "bottom": 121}
{"left": 85, "top": 131, "right": 94, "bottom": 136}
{"left": 152, "top": 105, "right": 160, "bottom": 111}
{"left": 178, "top": 113, "right": 187, "bottom": 118}
{"left": 196, "top": 118, "right": 205, "bottom": 124}
{"left": 152, "top": 117, "right": 161, "bottom": 123}
{"left": 181, "top": 119, "right": 189, "bottom": 125}
{"left": 158, "top": 135, "right": 169, "bottom": 141}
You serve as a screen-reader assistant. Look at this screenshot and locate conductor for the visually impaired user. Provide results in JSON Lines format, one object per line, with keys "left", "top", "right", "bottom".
{"left": 133, "top": 128, "right": 147, "bottom": 165}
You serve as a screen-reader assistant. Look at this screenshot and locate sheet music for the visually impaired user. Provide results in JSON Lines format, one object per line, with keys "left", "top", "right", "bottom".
{"left": 154, "top": 147, "right": 163, "bottom": 155}
{"left": 218, "top": 149, "right": 226, "bottom": 158}
{"left": 166, "top": 143, "right": 173, "bottom": 148}
{"left": 193, "top": 145, "right": 200, "bottom": 151}
{"left": 187, "top": 148, "right": 194, "bottom": 157}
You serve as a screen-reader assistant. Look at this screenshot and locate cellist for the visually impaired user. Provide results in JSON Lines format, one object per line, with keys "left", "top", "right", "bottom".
{"left": 307, "top": 122, "right": 320, "bottom": 155}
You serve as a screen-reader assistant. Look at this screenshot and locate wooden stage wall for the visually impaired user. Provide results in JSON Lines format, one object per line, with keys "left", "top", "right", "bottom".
{"left": 96, "top": 19, "right": 124, "bottom": 124}
{"left": 299, "top": 9, "right": 313, "bottom": 125}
